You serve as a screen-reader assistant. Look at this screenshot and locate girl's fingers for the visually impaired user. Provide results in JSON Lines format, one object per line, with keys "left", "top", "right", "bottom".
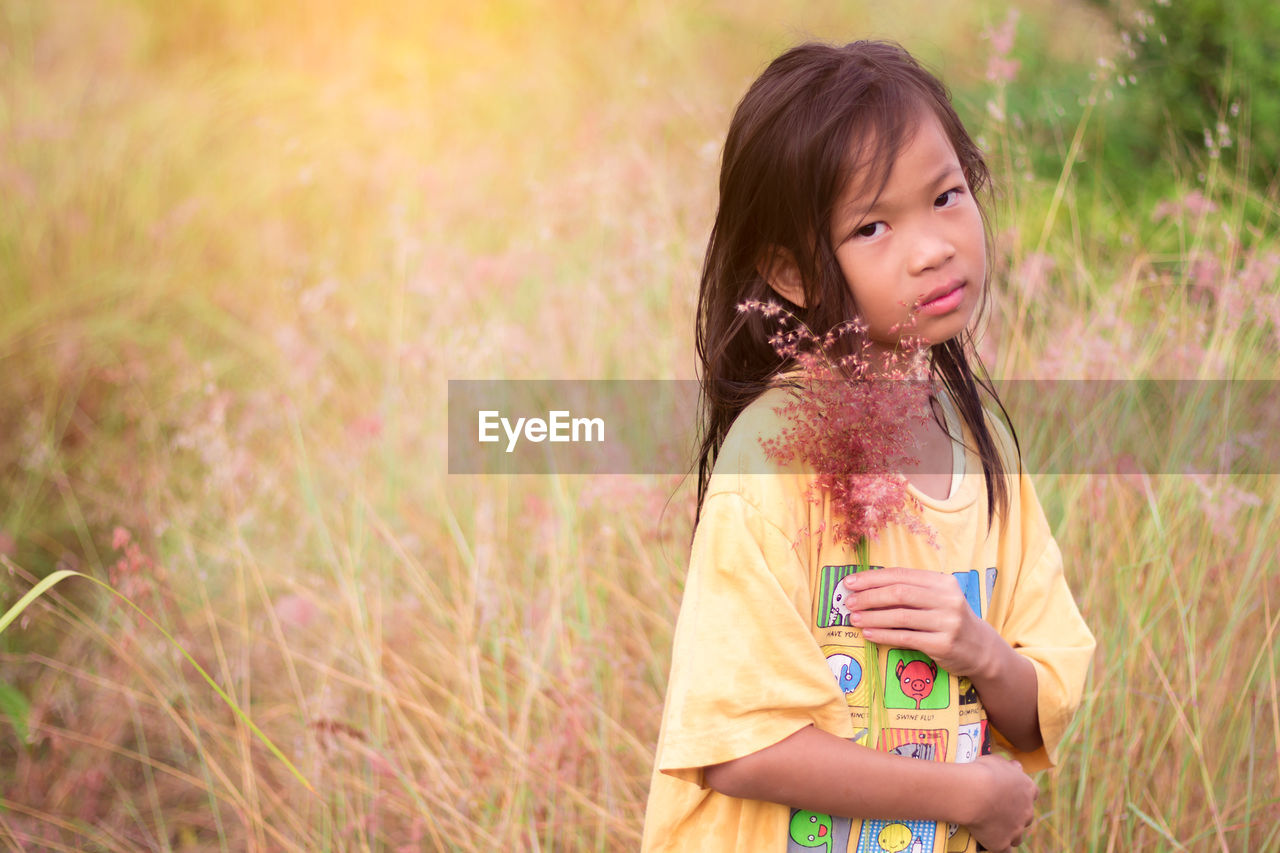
{"left": 851, "top": 607, "right": 940, "bottom": 632}
{"left": 853, "top": 627, "right": 934, "bottom": 652}
{"left": 846, "top": 582, "right": 948, "bottom": 612}
{"left": 842, "top": 566, "right": 936, "bottom": 591}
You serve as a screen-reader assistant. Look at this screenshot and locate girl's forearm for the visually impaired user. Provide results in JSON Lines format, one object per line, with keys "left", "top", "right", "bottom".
{"left": 971, "top": 621, "right": 1043, "bottom": 752}
{"left": 703, "top": 724, "right": 980, "bottom": 826}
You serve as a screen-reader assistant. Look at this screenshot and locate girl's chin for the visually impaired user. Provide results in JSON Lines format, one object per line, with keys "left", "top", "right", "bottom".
{"left": 912, "top": 310, "right": 978, "bottom": 348}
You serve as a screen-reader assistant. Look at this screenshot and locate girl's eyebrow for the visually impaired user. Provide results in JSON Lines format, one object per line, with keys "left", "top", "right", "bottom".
{"left": 927, "top": 163, "right": 965, "bottom": 187}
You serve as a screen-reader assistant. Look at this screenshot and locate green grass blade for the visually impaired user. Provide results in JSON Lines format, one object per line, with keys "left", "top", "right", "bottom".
{"left": 0, "top": 564, "right": 315, "bottom": 794}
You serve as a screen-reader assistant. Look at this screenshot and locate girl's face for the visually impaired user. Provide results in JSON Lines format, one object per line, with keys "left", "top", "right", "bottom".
{"left": 830, "top": 110, "right": 985, "bottom": 362}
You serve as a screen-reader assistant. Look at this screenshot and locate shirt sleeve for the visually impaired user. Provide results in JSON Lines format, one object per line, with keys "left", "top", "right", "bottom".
{"left": 654, "top": 488, "right": 853, "bottom": 786}
{"left": 990, "top": 468, "right": 1096, "bottom": 771}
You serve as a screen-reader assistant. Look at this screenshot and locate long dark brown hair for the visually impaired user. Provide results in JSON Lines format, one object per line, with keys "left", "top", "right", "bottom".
{"left": 694, "top": 40, "right": 1020, "bottom": 528}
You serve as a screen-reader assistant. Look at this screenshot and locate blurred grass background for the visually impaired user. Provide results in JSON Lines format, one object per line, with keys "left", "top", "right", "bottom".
{"left": 1, "top": 0, "right": 1277, "bottom": 849}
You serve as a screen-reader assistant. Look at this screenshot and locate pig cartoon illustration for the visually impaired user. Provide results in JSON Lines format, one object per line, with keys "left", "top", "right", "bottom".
{"left": 895, "top": 658, "right": 937, "bottom": 710}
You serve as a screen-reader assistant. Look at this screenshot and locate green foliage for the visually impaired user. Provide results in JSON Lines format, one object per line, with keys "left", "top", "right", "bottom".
{"left": 1119, "top": 0, "right": 1280, "bottom": 188}
{"left": 0, "top": 680, "right": 29, "bottom": 744}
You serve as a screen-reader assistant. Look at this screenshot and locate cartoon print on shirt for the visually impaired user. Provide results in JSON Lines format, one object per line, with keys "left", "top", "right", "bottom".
{"left": 830, "top": 584, "right": 855, "bottom": 627}
{"left": 786, "top": 809, "right": 853, "bottom": 853}
{"left": 956, "top": 722, "right": 981, "bottom": 763}
{"left": 788, "top": 811, "right": 832, "bottom": 852}
{"left": 877, "top": 822, "right": 912, "bottom": 853}
{"left": 952, "top": 569, "right": 982, "bottom": 617}
{"left": 878, "top": 728, "right": 949, "bottom": 763}
{"left": 957, "top": 675, "right": 978, "bottom": 705}
{"left": 823, "top": 643, "right": 868, "bottom": 707}
{"left": 888, "top": 738, "right": 935, "bottom": 761}
{"left": 885, "top": 649, "right": 950, "bottom": 710}
{"left": 896, "top": 658, "right": 937, "bottom": 709}
{"left": 827, "top": 653, "right": 863, "bottom": 694}
{"left": 946, "top": 821, "right": 972, "bottom": 852}
{"left": 855, "top": 818, "right": 936, "bottom": 853}
{"left": 817, "top": 564, "right": 884, "bottom": 628}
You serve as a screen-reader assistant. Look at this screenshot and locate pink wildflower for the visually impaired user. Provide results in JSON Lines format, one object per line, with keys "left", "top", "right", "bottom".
{"left": 1182, "top": 190, "right": 1217, "bottom": 218}
{"left": 1152, "top": 189, "right": 1218, "bottom": 223}
{"left": 745, "top": 301, "right": 938, "bottom": 550}
{"left": 984, "top": 10, "right": 1021, "bottom": 84}
{"left": 1188, "top": 474, "right": 1262, "bottom": 539}
{"left": 986, "top": 57, "right": 1021, "bottom": 85}
{"left": 107, "top": 525, "right": 160, "bottom": 601}
{"left": 274, "top": 593, "right": 319, "bottom": 630}
{"left": 1014, "top": 252, "right": 1055, "bottom": 302}
{"left": 347, "top": 414, "right": 384, "bottom": 440}
{"left": 985, "top": 9, "right": 1020, "bottom": 57}
{"left": 1238, "top": 250, "right": 1280, "bottom": 297}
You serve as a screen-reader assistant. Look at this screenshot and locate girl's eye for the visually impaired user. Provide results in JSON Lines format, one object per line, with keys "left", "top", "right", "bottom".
{"left": 854, "top": 221, "right": 885, "bottom": 239}
{"left": 935, "top": 187, "right": 964, "bottom": 208}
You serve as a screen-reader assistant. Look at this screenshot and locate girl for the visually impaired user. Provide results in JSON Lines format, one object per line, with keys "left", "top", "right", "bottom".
{"left": 643, "top": 41, "right": 1094, "bottom": 853}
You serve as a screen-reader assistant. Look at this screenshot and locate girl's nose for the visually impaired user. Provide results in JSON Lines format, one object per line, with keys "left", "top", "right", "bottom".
{"left": 908, "top": 229, "right": 955, "bottom": 274}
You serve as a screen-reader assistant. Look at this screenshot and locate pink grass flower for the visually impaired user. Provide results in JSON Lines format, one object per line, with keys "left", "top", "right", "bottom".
{"left": 1014, "top": 252, "right": 1055, "bottom": 302}
{"left": 0, "top": 530, "right": 17, "bottom": 558}
{"left": 983, "top": 10, "right": 1021, "bottom": 84}
{"left": 743, "top": 301, "right": 938, "bottom": 550}
{"left": 1257, "top": 293, "right": 1280, "bottom": 348}
{"left": 1188, "top": 474, "right": 1262, "bottom": 539}
{"left": 107, "top": 525, "right": 161, "bottom": 601}
{"left": 1238, "top": 250, "right": 1280, "bottom": 297}
{"left": 985, "top": 10, "right": 1020, "bottom": 57}
{"left": 274, "top": 593, "right": 319, "bottom": 630}
{"left": 1113, "top": 453, "right": 1151, "bottom": 494}
{"left": 985, "top": 57, "right": 1021, "bottom": 85}
{"left": 1153, "top": 189, "right": 1218, "bottom": 223}
{"left": 347, "top": 414, "right": 384, "bottom": 440}
{"left": 1182, "top": 190, "right": 1217, "bottom": 218}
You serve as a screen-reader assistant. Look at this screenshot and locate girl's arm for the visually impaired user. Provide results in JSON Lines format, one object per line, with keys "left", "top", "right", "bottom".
{"left": 960, "top": 618, "right": 1042, "bottom": 750}
{"left": 704, "top": 724, "right": 1036, "bottom": 852}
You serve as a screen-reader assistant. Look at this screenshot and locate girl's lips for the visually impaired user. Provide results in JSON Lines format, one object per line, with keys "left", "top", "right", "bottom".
{"left": 916, "top": 282, "right": 965, "bottom": 316}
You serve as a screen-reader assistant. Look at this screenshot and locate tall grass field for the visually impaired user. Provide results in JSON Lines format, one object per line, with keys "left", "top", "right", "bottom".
{"left": 1, "top": 0, "right": 1277, "bottom": 849}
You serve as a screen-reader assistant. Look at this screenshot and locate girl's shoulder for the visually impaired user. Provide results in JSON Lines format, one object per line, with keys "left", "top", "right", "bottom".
{"left": 704, "top": 383, "right": 813, "bottom": 506}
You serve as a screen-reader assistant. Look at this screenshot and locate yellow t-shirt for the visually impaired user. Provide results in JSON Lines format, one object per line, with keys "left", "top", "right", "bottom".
{"left": 642, "top": 386, "right": 1096, "bottom": 852}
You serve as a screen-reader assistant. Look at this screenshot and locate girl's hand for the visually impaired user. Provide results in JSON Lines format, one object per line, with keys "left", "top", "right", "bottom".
{"left": 964, "top": 755, "right": 1037, "bottom": 852}
{"left": 841, "top": 567, "right": 997, "bottom": 677}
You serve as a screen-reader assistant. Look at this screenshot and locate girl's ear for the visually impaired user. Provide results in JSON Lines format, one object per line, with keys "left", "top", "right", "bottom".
{"left": 757, "top": 246, "right": 807, "bottom": 307}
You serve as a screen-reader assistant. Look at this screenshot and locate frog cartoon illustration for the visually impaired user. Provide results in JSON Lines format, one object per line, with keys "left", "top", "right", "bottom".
{"left": 789, "top": 810, "right": 833, "bottom": 851}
